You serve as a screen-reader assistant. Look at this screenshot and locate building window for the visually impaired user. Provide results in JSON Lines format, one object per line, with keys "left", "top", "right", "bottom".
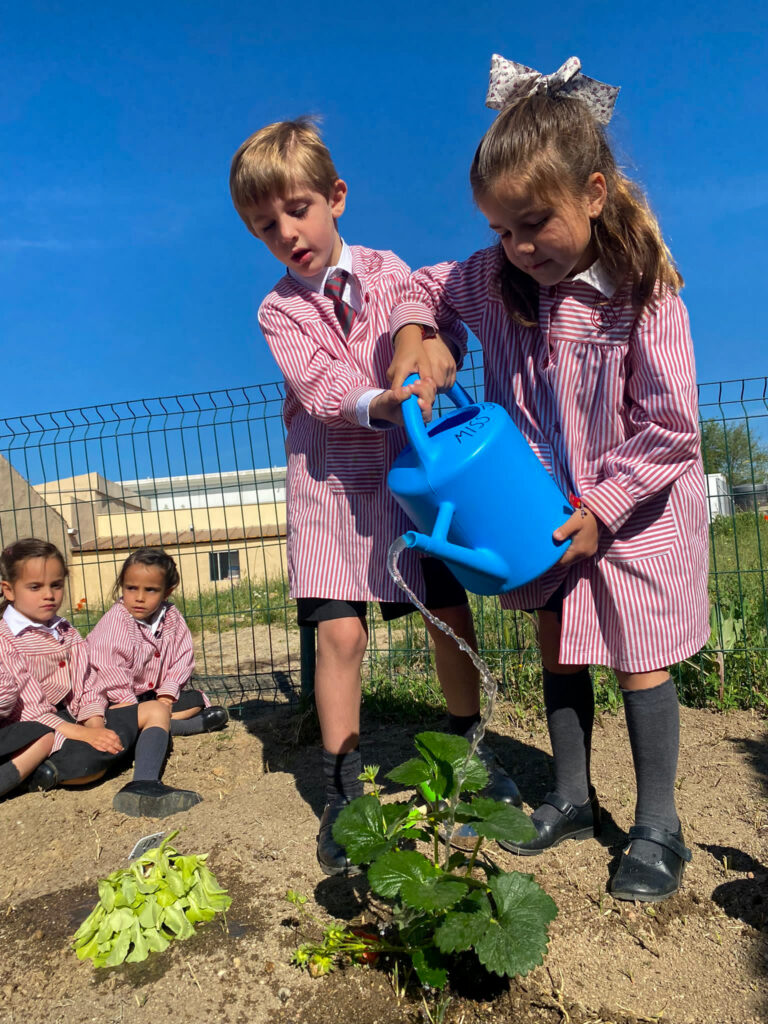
{"left": 209, "top": 550, "right": 241, "bottom": 582}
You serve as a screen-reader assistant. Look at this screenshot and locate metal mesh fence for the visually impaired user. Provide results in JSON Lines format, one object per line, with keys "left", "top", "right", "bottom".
{"left": 0, "top": 357, "right": 766, "bottom": 710}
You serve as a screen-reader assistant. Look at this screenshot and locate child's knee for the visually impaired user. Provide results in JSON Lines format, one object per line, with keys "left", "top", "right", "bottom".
{"left": 318, "top": 617, "right": 368, "bottom": 659}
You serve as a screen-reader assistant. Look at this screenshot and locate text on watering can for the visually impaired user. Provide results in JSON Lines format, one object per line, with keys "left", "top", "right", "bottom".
{"left": 453, "top": 414, "right": 491, "bottom": 444}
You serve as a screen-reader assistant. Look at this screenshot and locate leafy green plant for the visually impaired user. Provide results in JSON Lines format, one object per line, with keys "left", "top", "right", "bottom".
{"left": 292, "top": 732, "right": 557, "bottom": 990}
{"left": 72, "top": 831, "right": 231, "bottom": 967}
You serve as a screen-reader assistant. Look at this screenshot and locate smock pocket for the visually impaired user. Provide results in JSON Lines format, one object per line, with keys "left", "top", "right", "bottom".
{"left": 325, "top": 425, "right": 386, "bottom": 494}
{"left": 601, "top": 491, "right": 678, "bottom": 562}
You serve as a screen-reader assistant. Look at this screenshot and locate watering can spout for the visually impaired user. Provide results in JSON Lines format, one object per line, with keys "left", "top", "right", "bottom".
{"left": 402, "top": 531, "right": 510, "bottom": 589}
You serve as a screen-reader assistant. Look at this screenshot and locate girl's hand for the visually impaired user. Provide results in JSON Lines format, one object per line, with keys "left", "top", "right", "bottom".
{"left": 80, "top": 724, "right": 124, "bottom": 754}
{"left": 388, "top": 325, "right": 433, "bottom": 389}
{"left": 422, "top": 337, "right": 457, "bottom": 390}
{"left": 369, "top": 377, "right": 437, "bottom": 426}
{"left": 554, "top": 507, "right": 600, "bottom": 565}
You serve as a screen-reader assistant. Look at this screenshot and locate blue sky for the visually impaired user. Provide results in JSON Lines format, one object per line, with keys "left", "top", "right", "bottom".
{"left": 2, "top": 0, "right": 767, "bottom": 423}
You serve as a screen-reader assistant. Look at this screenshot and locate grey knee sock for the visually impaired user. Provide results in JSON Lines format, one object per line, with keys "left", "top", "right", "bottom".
{"left": 170, "top": 715, "right": 205, "bottom": 736}
{"left": 535, "top": 667, "right": 594, "bottom": 824}
{"left": 133, "top": 727, "right": 170, "bottom": 782}
{"left": 0, "top": 762, "right": 21, "bottom": 798}
{"left": 622, "top": 677, "right": 680, "bottom": 839}
{"left": 322, "top": 748, "right": 363, "bottom": 808}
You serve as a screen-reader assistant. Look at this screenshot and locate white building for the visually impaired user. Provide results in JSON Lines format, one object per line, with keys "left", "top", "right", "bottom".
{"left": 119, "top": 467, "right": 287, "bottom": 512}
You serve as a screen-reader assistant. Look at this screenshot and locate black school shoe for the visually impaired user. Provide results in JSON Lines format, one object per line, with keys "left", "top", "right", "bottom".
{"left": 113, "top": 780, "right": 202, "bottom": 818}
{"left": 200, "top": 706, "right": 229, "bottom": 732}
{"left": 317, "top": 802, "right": 363, "bottom": 877}
{"left": 498, "top": 788, "right": 601, "bottom": 856}
{"left": 609, "top": 825, "right": 692, "bottom": 903}
{"left": 26, "top": 760, "right": 59, "bottom": 792}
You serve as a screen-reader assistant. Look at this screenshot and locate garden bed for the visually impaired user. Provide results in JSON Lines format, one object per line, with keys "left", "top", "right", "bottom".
{"left": 0, "top": 702, "right": 766, "bottom": 1023}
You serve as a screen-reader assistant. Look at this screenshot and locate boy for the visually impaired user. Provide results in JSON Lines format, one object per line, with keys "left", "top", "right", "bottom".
{"left": 229, "top": 118, "right": 520, "bottom": 875}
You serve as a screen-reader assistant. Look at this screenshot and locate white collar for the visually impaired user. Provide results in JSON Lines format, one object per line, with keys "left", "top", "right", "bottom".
{"left": 135, "top": 602, "right": 168, "bottom": 637}
{"left": 287, "top": 240, "right": 354, "bottom": 294}
{"left": 568, "top": 260, "right": 617, "bottom": 298}
{"left": 3, "top": 604, "right": 65, "bottom": 639}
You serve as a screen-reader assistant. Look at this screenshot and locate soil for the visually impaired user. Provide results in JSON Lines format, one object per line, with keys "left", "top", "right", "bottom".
{"left": 1, "top": 702, "right": 766, "bottom": 1024}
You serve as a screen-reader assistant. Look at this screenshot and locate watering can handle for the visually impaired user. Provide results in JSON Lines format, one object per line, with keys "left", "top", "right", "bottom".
{"left": 401, "top": 373, "right": 475, "bottom": 464}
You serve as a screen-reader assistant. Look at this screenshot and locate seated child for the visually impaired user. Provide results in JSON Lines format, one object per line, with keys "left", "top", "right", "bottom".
{"left": 0, "top": 538, "right": 136, "bottom": 795}
{"left": 229, "top": 117, "right": 520, "bottom": 876}
{"left": 86, "top": 547, "right": 228, "bottom": 818}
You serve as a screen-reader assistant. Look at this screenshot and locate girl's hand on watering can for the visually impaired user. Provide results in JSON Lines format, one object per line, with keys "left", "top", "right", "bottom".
{"left": 388, "top": 325, "right": 434, "bottom": 389}
{"left": 369, "top": 377, "right": 437, "bottom": 426}
{"left": 553, "top": 507, "right": 600, "bottom": 565}
{"left": 422, "top": 336, "right": 457, "bottom": 389}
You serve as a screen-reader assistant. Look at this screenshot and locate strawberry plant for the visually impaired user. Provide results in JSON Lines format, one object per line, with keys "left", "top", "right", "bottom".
{"left": 72, "top": 831, "right": 231, "bottom": 967}
{"left": 293, "top": 732, "right": 557, "bottom": 989}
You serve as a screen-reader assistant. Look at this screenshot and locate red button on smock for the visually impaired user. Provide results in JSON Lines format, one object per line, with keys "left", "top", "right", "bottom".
{"left": 154, "top": 651, "right": 160, "bottom": 658}
{"left": 58, "top": 660, "right": 66, "bottom": 668}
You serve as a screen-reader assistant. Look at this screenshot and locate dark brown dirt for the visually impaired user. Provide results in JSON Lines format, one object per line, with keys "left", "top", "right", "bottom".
{"left": 1, "top": 703, "right": 766, "bottom": 1024}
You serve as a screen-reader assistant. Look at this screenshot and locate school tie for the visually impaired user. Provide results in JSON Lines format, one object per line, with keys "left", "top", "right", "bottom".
{"left": 324, "top": 269, "right": 357, "bottom": 338}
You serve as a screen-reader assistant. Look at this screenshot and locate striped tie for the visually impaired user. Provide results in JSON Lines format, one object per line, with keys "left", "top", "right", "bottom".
{"left": 324, "top": 269, "right": 357, "bottom": 338}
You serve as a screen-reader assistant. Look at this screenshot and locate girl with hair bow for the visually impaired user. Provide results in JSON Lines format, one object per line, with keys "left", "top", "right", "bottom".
{"left": 388, "top": 55, "right": 709, "bottom": 903}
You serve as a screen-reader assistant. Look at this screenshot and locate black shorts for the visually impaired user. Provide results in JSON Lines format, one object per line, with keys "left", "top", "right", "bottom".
{"left": 47, "top": 704, "right": 139, "bottom": 782}
{"left": 0, "top": 721, "right": 53, "bottom": 762}
{"left": 136, "top": 688, "right": 207, "bottom": 712}
{"left": 530, "top": 581, "right": 566, "bottom": 622}
{"left": 297, "top": 556, "right": 468, "bottom": 626}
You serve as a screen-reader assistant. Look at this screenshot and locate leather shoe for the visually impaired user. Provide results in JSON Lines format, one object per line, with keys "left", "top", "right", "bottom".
{"left": 26, "top": 760, "right": 59, "bottom": 792}
{"left": 498, "top": 788, "right": 601, "bottom": 856}
{"left": 317, "top": 802, "right": 363, "bottom": 877}
{"left": 609, "top": 825, "right": 691, "bottom": 903}
{"left": 113, "top": 780, "right": 202, "bottom": 818}
{"left": 200, "top": 706, "right": 229, "bottom": 732}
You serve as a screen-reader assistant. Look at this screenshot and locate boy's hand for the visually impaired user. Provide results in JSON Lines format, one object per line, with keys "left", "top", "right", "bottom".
{"left": 370, "top": 377, "right": 437, "bottom": 427}
{"left": 553, "top": 508, "right": 600, "bottom": 565}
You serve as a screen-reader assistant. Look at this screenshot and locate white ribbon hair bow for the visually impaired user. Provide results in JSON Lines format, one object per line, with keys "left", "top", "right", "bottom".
{"left": 485, "top": 55, "right": 620, "bottom": 125}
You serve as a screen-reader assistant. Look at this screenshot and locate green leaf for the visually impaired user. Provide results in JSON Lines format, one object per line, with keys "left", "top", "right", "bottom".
{"left": 164, "top": 865, "right": 187, "bottom": 899}
{"left": 74, "top": 934, "right": 100, "bottom": 962}
{"left": 107, "top": 908, "right": 135, "bottom": 932}
{"left": 460, "top": 798, "right": 539, "bottom": 843}
{"left": 386, "top": 758, "right": 431, "bottom": 786}
{"left": 381, "top": 801, "right": 414, "bottom": 833}
{"left": 125, "top": 922, "right": 150, "bottom": 964}
{"left": 104, "top": 929, "right": 131, "bottom": 967}
{"left": 137, "top": 898, "right": 162, "bottom": 930}
{"left": 143, "top": 927, "right": 170, "bottom": 953}
{"left": 435, "top": 892, "right": 493, "bottom": 953}
{"left": 488, "top": 872, "right": 557, "bottom": 925}
{"left": 400, "top": 875, "right": 469, "bottom": 912}
{"left": 332, "top": 795, "right": 392, "bottom": 864}
{"left": 161, "top": 905, "right": 195, "bottom": 940}
{"left": 473, "top": 873, "right": 558, "bottom": 978}
{"left": 411, "top": 946, "right": 449, "bottom": 990}
{"left": 97, "top": 879, "right": 116, "bottom": 913}
{"left": 414, "top": 732, "right": 489, "bottom": 799}
{"left": 367, "top": 849, "right": 437, "bottom": 899}
{"left": 73, "top": 905, "right": 104, "bottom": 944}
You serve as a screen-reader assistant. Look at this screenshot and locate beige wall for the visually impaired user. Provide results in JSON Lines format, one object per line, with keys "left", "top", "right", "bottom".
{"left": 0, "top": 454, "right": 73, "bottom": 555}
{"left": 93, "top": 501, "right": 286, "bottom": 541}
{"left": 67, "top": 535, "right": 289, "bottom": 616}
{"left": 34, "top": 472, "right": 147, "bottom": 545}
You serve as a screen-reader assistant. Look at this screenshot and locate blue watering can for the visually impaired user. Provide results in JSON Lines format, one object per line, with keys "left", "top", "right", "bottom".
{"left": 387, "top": 375, "right": 572, "bottom": 596}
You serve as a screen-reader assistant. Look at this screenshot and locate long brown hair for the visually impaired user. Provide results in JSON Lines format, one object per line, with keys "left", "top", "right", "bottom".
{"left": 469, "top": 93, "right": 683, "bottom": 326}
{"left": 0, "top": 538, "right": 68, "bottom": 614}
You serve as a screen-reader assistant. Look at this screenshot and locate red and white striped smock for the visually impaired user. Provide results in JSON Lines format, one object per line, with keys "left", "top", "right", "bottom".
{"left": 390, "top": 246, "right": 710, "bottom": 672}
{"left": 0, "top": 619, "right": 105, "bottom": 752}
{"left": 259, "top": 245, "right": 456, "bottom": 601}
{"left": 86, "top": 601, "right": 208, "bottom": 706}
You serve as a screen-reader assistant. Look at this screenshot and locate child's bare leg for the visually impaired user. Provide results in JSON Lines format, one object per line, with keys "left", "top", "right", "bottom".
{"left": 61, "top": 770, "right": 107, "bottom": 786}
{"left": 11, "top": 733, "right": 54, "bottom": 780}
{"left": 423, "top": 603, "right": 480, "bottom": 716}
{"left": 314, "top": 616, "right": 368, "bottom": 754}
{"left": 170, "top": 708, "right": 199, "bottom": 720}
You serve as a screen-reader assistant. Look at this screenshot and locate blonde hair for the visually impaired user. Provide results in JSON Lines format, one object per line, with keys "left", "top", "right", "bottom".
{"left": 469, "top": 94, "right": 683, "bottom": 326}
{"left": 229, "top": 116, "right": 339, "bottom": 232}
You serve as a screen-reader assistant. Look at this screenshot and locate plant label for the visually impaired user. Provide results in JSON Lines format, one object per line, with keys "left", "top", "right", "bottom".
{"left": 129, "top": 832, "right": 166, "bottom": 861}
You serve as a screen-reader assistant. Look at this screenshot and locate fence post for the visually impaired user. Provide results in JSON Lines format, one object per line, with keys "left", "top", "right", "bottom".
{"left": 299, "top": 624, "right": 316, "bottom": 701}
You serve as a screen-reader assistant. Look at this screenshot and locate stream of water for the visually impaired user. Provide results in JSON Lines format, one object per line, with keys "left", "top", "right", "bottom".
{"left": 386, "top": 537, "right": 500, "bottom": 855}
